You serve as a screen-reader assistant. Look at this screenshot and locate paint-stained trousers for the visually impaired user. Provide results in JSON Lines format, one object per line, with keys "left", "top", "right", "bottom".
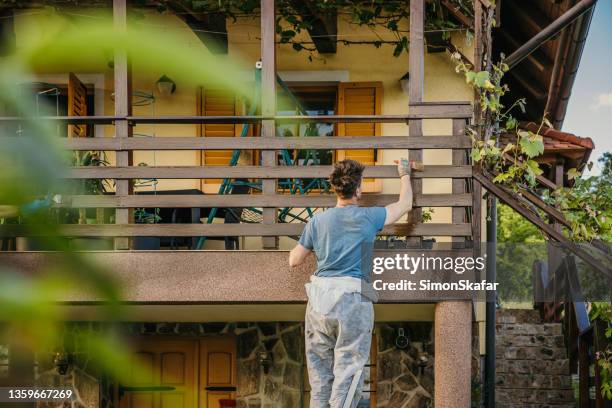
{"left": 305, "top": 292, "right": 374, "bottom": 408}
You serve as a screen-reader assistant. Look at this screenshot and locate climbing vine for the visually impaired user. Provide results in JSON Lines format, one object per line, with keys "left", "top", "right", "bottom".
{"left": 160, "top": 0, "right": 473, "bottom": 58}
{"left": 452, "top": 50, "right": 610, "bottom": 243}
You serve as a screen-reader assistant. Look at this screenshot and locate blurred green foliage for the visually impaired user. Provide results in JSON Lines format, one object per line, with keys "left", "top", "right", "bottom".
{"left": 0, "top": 8, "right": 251, "bottom": 386}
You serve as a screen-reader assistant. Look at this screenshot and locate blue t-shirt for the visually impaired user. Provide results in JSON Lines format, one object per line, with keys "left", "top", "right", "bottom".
{"left": 298, "top": 206, "right": 387, "bottom": 279}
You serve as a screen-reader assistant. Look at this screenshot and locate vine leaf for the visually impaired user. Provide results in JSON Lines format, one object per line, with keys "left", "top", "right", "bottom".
{"left": 567, "top": 168, "right": 581, "bottom": 180}
{"left": 519, "top": 132, "right": 544, "bottom": 158}
{"left": 473, "top": 71, "right": 490, "bottom": 88}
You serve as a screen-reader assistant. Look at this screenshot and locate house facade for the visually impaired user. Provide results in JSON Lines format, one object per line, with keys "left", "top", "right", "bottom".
{"left": 0, "top": 0, "right": 601, "bottom": 407}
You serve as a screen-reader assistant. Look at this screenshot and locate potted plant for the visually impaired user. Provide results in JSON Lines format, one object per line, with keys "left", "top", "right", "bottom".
{"left": 69, "top": 151, "right": 113, "bottom": 250}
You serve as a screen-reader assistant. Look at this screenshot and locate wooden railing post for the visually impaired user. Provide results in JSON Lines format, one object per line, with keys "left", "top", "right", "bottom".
{"left": 260, "top": 0, "right": 278, "bottom": 249}
{"left": 471, "top": 0, "right": 484, "bottom": 249}
{"left": 113, "top": 0, "right": 133, "bottom": 250}
{"left": 408, "top": 0, "right": 424, "bottom": 247}
{"left": 452, "top": 119, "right": 467, "bottom": 249}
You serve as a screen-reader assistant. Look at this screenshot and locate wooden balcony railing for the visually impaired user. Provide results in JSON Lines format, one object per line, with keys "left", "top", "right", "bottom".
{"left": 0, "top": 0, "right": 483, "bottom": 250}
{"left": 0, "top": 103, "right": 476, "bottom": 245}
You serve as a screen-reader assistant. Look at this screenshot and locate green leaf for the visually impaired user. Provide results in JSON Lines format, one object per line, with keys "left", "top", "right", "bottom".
{"left": 473, "top": 71, "right": 490, "bottom": 87}
{"left": 465, "top": 71, "right": 476, "bottom": 84}
{"left": 471, "top": 148, "right": 482, "bottom": 162}
{"left": 505, "top": 117, "right": 517, "bottom": 130}
{"left": 527, "top": 160, "right": 543, "bottom": 176}
{"left": 567, "top": 168, "right": 581, "bottom": 180}
{"left": 519, "top": 134, "right": 544, "bottom": 158}
{"left": 493, "top": 172, "right": 512, "bottom": 183}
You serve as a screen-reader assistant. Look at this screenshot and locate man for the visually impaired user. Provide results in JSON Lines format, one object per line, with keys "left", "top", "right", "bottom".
{"left": 289, "top": 158, "right": 414, "bottom": 408}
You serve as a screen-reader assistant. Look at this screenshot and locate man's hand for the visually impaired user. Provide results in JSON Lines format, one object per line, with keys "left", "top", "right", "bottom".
{"left": 384, "top": 157, "right": 414, "bottom": 225}
{"left": 397, "top": 158, "right": 411, "bottom": 177}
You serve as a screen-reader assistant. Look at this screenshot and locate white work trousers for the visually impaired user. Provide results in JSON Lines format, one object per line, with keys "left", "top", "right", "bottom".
{"left": 305, "top": 291, "right": 374, "bottom": 408}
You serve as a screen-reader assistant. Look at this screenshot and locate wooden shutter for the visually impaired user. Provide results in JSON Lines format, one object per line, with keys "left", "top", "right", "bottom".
{"left": 199, "top": 88, "right": 241, "bottom": 192}
{"left": 337, "top": 82, "right": 382, "bottom": 192}
{"left": 199, "top": 336, "right": 237, "bottom": 408}
{"left": 68, "top": 72, "right": 88, "bottom": 138}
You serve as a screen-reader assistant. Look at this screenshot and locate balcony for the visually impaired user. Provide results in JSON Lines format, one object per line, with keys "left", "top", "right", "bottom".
{"left": 0, "top": 103, "right": 475, "bottom": 248}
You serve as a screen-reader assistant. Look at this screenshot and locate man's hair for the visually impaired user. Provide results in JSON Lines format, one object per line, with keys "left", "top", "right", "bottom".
{"left": 329, "top": 159, "right": 364, "bottom": 199}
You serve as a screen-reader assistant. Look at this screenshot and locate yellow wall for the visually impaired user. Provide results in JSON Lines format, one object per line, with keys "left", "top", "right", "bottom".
{"left": 13, "top": 8, "right": 475, "bottom": 250}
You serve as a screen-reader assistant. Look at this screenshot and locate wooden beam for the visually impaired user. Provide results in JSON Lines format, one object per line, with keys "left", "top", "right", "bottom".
{"left": 504, "top": 0, "right": 597, "bottom": 70}
{"left": 474, "top": 170, "right": 610, "bottom": 278}
{"left": 261, "top": 0, "right": 277, "bottom": 249}
{"left": 60, "top": 164, "right": 472, "bottom": 179}
{"left": 0, "top": 223, "right": 473, "bottom": 238}
{"left": 59, "top": 136, "right": 473, "bottom": 150}
{"left": 409, "top": 0, "right": 425, "bottom": 246}
{"left": 440, "top": 0, "right": 473, "bottom": 28}
{"left": 166, "top": 1, "right": 228, "bottom": 54}
{"left": 113, "top": 0, "right": 132, "bottom": 250}
{"left": 60, "top": 193, "right": 473, "bottom": 209}
{"left": 0, "top": 103, "right": 473, "bottom": 124}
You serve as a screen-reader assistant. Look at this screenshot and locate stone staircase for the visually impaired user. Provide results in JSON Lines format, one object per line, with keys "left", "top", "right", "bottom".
{"left": 496, "top": 309, "right": 576, "bottom": 408}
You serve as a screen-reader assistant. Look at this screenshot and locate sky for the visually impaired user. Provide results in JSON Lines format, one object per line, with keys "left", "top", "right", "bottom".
{"left": 562, "top": 0, "right": 612, "bottom": 175}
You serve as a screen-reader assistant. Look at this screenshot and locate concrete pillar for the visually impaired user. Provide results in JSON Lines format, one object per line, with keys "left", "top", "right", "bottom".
{"left": 435, "top": 300, "right": 472, "bottom": 407}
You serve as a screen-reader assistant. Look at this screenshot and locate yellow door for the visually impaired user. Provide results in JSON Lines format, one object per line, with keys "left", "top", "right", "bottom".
{"left": 199, "top": 336, "right": 237, "bottom": 408}
{"left": 336, "top": 82, "right": 383, "bottom": 193}
{"left": 120, "top": 339, "right": 198, "bottom": 408}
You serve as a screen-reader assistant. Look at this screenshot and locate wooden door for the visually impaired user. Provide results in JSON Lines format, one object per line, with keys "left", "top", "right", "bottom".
{"left": 68, "top": 72, "right": 88, "bottom": 138}
{"left": 199, "top": 336, "right": 237, "bottom": 408}
{"left": 120, "top": 337, "right": 237, "bottom": 408}
{"left": 336, "top": 82, "right": 383, "bottom": 193}
{"left": 120, "top": 339, "right": 198, "bottom": 408}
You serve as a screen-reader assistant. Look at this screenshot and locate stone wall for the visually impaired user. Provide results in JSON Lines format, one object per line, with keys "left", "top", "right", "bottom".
{"left": 495, "top": 309, "right": 575, "bottom": 408}
{"left": 36, "top": 323, "right": 109, "bottom": 408}
{"left": 375, "top": 323, "right": 434, "bottom": 408}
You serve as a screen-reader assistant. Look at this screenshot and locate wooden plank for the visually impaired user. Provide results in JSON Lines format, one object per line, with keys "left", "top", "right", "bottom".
{"left": 113, "top": 0, "right": 132, "bottom": 250}
{"left": 0, "top": 104, "right": 472, "bottom": 125}
{"left": 62, "top": 165, "right": 472, "bottom": 179}
{"left": 0, "top": 223, "right": 473, "bottom": 238}
{"left": 60, "top": 136, "right": 473, "bottom": 150}
{"left": 61, "top": 193, "right": 473, "bottom": 208}
{"left": 261, "top": 0, "right": 277, "bottom": 249}
{"left": 0, "top": 116, "right": 121, "bottom": 124}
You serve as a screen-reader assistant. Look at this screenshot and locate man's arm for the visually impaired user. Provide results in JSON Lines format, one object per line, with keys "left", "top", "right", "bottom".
{"left": 384, "top": 158, "right": 413, "bottom": 225}
{"left": 289, "top": 244, "right": 311, "bottom": 267}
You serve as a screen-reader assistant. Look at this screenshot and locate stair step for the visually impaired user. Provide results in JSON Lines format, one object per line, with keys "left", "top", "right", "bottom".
{"left": 496, "top": 373, "right": 572, "bottom": 390}
{"left": 496, "top": 358, "right": 571, "bottom": 376}
{"left": 496, "top": 388, "right": 575, "bottom": 404}
{"left": 497, "top": 334, "right": 565, "bottom": 348}
{"left": 496, "top": 323, "right": 563, "bottom": 336}
{"left": 497, "top": 308, "right": 541, "bottom": 323}
{"left": 496, "top": 346, "right": 567, "bottom": 360}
